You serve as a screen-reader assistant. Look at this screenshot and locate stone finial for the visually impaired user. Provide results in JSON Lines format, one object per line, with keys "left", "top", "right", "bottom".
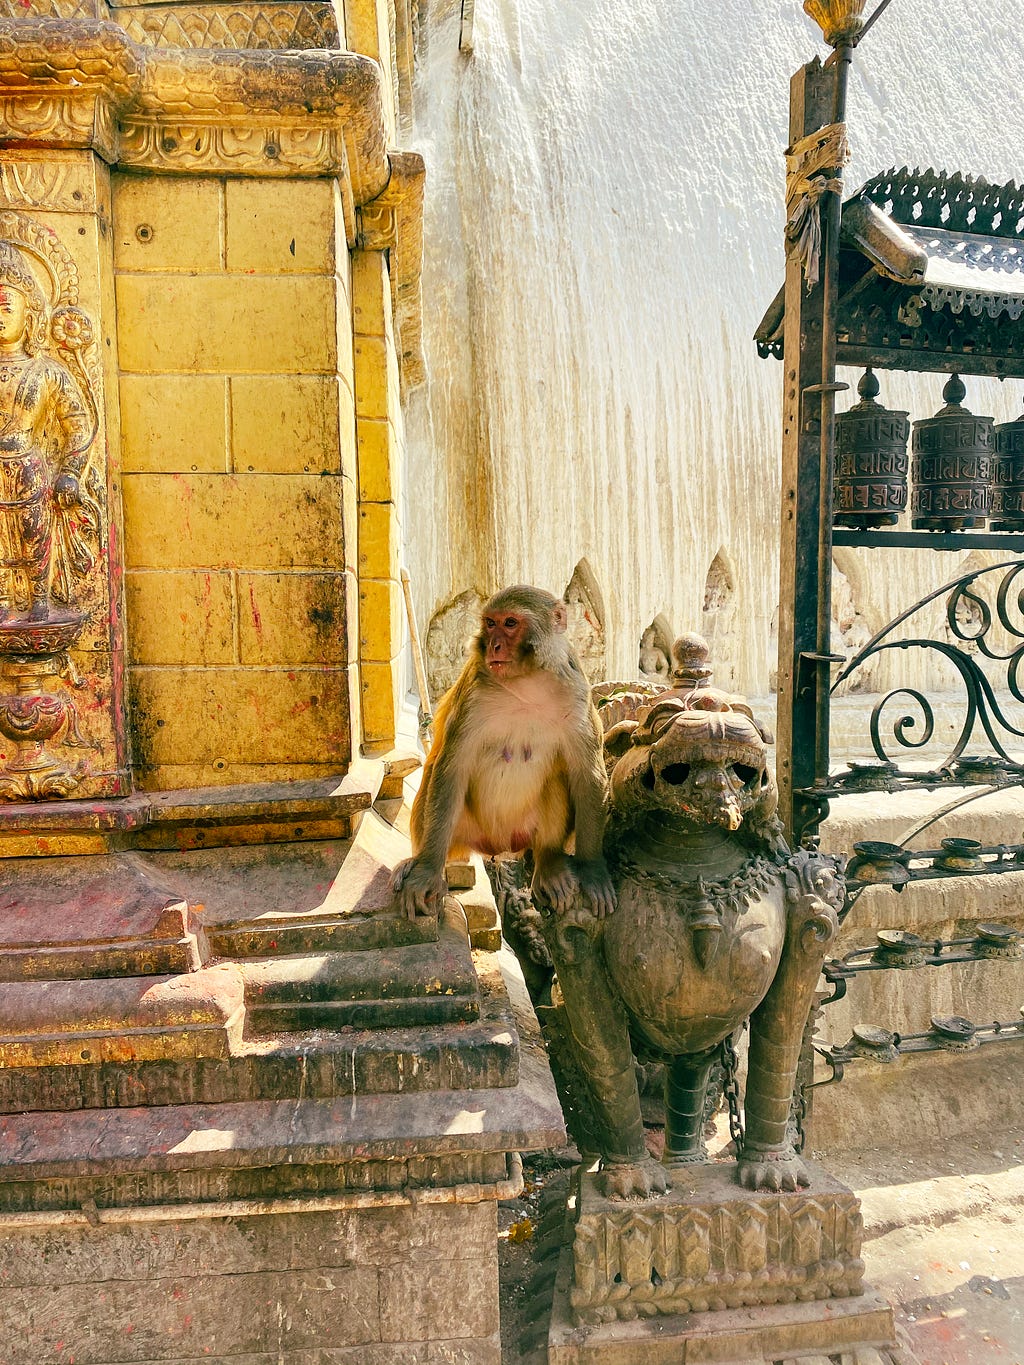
{"left": 670, "top": 632, "right": 713, "bottom": 691}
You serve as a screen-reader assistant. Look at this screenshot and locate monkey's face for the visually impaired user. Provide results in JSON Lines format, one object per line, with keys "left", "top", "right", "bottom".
{"left": 480, "top": 610, "right": 532, "bottom": 678}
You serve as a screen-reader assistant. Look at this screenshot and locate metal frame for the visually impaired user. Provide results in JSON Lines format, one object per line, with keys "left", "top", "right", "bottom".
{"left": 770, "top": 62, "right": 1024, "bottom": 849}
{"left": 764, "top": 40, "right": 1024, "bottom": 1122}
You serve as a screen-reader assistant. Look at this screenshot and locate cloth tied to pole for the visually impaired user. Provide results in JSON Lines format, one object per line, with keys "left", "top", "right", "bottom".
{"left": 785, "top": 122, "right": 850, "bottom": 289}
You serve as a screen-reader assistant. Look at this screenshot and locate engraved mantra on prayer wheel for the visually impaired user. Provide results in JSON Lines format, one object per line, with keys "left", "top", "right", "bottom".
{"left": 834, "top": 368, "right": 909, "bottom": 529}
{"left": 992, "top": 402, "right": 1024, "bottom": 532}
{"left": 911, "top": 374, "right": 994, "bottom": 531}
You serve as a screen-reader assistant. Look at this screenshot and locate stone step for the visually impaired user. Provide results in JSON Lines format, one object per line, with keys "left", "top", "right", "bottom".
{"left": 0, "top": 773, "right": 377, "bottom": 859}
{"left": 0, "top": 854, "right": 208, "bottom": 982}
{"left": 150, "top": 811, "right": 438, "bottom": 958}
{"left": 239, "top": 902, "right": 480, "bottom": 1033}
{"left": 0, "top": 949, "right": 520, "bottom": 1113}
{"left": 0, "top": 1019, "right": 565, "bottom": 1211}
{"left": 0, "top": 965, "right": 245, "bottom": 1068}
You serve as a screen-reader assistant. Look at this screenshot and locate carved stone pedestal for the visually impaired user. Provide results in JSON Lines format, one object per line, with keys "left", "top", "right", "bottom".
{"left": 548, "top": 1163, "right": 906, "bottom": 1365}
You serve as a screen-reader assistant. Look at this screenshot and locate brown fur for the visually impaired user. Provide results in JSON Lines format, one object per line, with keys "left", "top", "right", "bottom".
{"left": 392, "top": 585, "right": 615, "bottom": 920}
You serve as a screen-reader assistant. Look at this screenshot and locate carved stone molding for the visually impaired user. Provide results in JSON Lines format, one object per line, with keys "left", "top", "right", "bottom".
{"left": 118, "top": 121, "right": 345, "bottom": 178}
{"left": 116, "top": 3, "right": 340, "bottom": 50}
{"left": 569, "top": 1165, "right": 864, "bottom": 1326}
{"left": 357, "top": 147, "right": 425, "bottom": 385}
{"left": 0, "top": 0, "right": 104, "bottom": 15}
{"left": 0, "top": 17, "right": 391, "bottom": 202}
{"left": 0, "top": 16, "right": 141, "bottom": 163}
{"left": 0, "top": 155, "right": 100, "bottom": 213}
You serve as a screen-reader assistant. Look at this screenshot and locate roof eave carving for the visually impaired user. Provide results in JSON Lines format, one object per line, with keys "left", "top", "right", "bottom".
{"left": 755, "top": 167, "right": 1024, "bottom": 377}
{"left": 0, "top": 15, "right": 390, "bottom": 204}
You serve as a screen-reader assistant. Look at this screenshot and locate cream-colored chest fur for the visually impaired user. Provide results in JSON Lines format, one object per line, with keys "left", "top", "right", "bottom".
{"left": 456, "top": 671, "right": 578, "bottom": 850}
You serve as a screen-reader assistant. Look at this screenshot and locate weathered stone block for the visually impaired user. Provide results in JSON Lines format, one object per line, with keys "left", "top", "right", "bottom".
{"left": 339, "top": 377, "right": 358, "bottom": 480}
{"left": 0, "top": 1205, "right": 495, "bottom": 1289}
{"left": 354, "top": 334, "right": 390, "bottom": 419}
{"left": 135, "top": 761, "right": 349, "bottom": 791}
{"left": 236, "top": 571, "right": 348, "bottom": 666}
{"left": 548, "top": 1272, "right": 896, "bottom": 1365}
{"left": 0, "top": 853, "right": 203, "bottom": 984}
{"left": 125, "top": 570, "right": 234, "bottom": 666}
{"left": 349, "top": 1201, "right": 497, "bottom": 1267}
{"left": 425, "top": 1343, "right": 502, "bottom": 1365}
{"left": 335, "top": 272, "right": 356, "bottom": 390}
{"left": 117, "top": 275, "right": 337, "bottom": 374}
{"left": 122, "top": 474, "right": 345, "bottom": 571}
{"left": 230, "top": 375, "right": 345, "bottom": 475}
{"left": 358, "top": 416, "right": 399, "bottom": 503}
{"left": 360, "top": 659, "right": 402, "bottom": 749}
{"left": 0, "top": 965, "right": 244, "bottom": 1067}
{"left": 358, "top": 500, "right": 399, "bottom": 579}
{"left": 130, "top": 666, "right": 350, "bottom": 767}
{"left": 342, "top": 473, "right": 359, "bottom": 570}
{"left": 238, "top": 902, "right": 481, "bottom": 1032}
{"left": 379, "top": 1256, "right": 500, "bottom": 1343}
{"left": 343, "top": 568, "right": 361, "bottom": 667}
{"left": 359, "top": 576, "right": 403, "bottom": 663}
{"left": 225, "top": 178, "right": 338, "bottom": 275}
{"left": 353, "top": 248, "right": 393, "bottom": 338}
{"left": 112, "top": 175, "right": 223, "bottom": 273}
{"left": 0, "top": 1010, "right": 519, "bottom": 1113}
{"left": 0, "top": 1265, "right": 382, "bottom": 1360}
{"left": 120, "top": 374, "right": 228, "bottom": 474}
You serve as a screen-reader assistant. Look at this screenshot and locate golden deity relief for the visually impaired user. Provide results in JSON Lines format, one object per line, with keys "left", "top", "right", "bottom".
{"left": 0, "top": 240, "right": 98, "bottom": 624}
{"left": 0, "top": 211, "right": 101, "bottom": 800}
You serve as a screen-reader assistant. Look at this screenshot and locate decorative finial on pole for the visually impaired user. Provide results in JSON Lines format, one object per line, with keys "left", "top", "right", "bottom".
{"left": 802, "top": 0, "right": 869, "bottom": 46}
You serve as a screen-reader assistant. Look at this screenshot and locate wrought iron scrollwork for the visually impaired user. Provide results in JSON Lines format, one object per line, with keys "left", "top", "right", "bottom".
{"left": 829, "top": 559, "right": 1024, "bottom": 791}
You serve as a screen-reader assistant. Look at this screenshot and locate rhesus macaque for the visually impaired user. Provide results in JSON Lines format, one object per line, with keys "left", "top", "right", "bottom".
{"left": 392, "top": 585, "right": 616, "bottom": 921}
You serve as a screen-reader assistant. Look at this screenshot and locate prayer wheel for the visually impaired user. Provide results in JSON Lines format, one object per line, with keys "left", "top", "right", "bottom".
{"left": 911, "top": 374, "right": 994, "bottom": 531}
{"left": 834, "top": 368, "right": 909, "bottom": 528}
{"left": 991, "top": 399, "right": 1024, "bottom": 532}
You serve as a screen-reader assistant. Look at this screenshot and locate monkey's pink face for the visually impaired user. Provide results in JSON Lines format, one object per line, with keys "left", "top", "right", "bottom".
{"left": 482, "top": 612, "right": 530, "bottom": 676}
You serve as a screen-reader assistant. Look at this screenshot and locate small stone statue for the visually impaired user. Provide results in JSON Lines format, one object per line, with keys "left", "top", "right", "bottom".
{"left": 538, "top": 636, "right": 845, "bottom": 1198}
{"left": 638, "top": 625, "right": 670, "bottom": 681}
{"left": 0, "top": 238, "right": 97, "bottom": 623}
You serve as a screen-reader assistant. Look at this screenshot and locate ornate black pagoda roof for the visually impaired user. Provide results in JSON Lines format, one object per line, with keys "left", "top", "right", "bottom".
{"left": 755, "top": 167, "right": 1024, "bottom": 377}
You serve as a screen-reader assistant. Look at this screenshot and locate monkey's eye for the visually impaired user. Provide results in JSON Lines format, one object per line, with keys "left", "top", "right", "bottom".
{"left": 504, "top": 617, "right": 517, "bottom": 629}
{"left": 484, "top": 619, "right": 495, "bottom": 629}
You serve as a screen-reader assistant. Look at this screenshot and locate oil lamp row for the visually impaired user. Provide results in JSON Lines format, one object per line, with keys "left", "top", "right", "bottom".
{"left": 834, "top": 370, "right": 1024, "bottom": 532}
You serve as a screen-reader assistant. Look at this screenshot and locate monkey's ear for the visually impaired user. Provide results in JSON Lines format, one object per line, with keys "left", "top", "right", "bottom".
{"left": 551, "top": 600, "right": 568, "bottom": 634}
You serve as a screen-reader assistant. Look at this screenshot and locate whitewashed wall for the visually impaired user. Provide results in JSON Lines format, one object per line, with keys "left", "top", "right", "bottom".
{"left": 404, "top": 0, "right": 1024, "bottom": 702}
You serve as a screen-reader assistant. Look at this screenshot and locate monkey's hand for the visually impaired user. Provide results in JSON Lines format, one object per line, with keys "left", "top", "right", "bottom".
{"left": 391, "top": 857, "right": 445, "bottom": 920}
{"left": 531, "top": 855, "right": 578, "bottom": 915}
{"left": 575, "top": 859, "right": 616, "bottom": 919}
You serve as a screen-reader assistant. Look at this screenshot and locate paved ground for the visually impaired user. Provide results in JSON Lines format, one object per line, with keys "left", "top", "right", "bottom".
{"left": 831, "top": 1130, "right": 1024, "bottom": 1365}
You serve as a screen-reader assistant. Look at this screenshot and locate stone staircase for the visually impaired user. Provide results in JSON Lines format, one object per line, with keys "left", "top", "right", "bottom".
{"left": 0, "top": 756, "right": 561, "bottom": 1364}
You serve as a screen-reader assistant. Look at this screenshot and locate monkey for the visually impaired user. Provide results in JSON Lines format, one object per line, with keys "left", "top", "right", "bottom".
{"left": 392, "top": 584, "right": 616, "bottom": 923}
